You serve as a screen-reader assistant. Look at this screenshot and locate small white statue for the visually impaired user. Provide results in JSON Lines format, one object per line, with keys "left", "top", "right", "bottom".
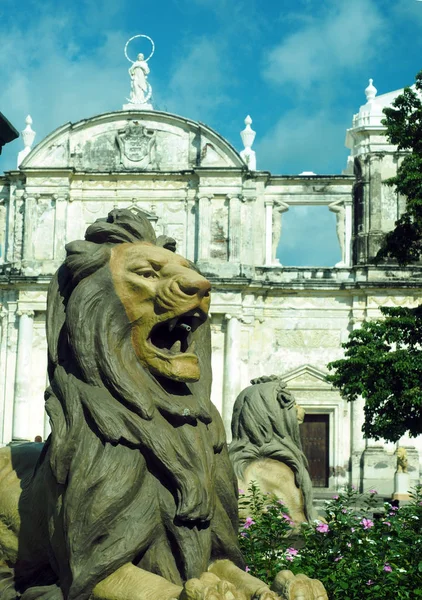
{"left": 129, "top": 53, "right": 150, "bottom": 104}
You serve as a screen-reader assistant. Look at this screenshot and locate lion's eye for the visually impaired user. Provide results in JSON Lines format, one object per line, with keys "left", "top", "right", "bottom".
{"left": 136, "top": 270, "right": 157, "bottom": 279}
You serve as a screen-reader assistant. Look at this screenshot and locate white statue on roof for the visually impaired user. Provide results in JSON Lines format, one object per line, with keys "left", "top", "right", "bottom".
{"left": 123, "top": 34, "right": 155, "bottom": 110}
{"left": 129, "top": 54, "right": 150, "bottom": 104}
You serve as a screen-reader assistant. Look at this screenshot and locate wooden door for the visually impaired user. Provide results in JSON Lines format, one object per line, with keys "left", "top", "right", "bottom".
{"left": 300, "top": 414, "right": 329, "bottom": 488}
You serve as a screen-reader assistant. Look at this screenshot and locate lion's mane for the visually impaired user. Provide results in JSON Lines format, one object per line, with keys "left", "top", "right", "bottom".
{"left": 34, "top": 210, "right": 241, "bottom": 600}
{"left": 228, "top": 379, "right": 314, "bottom": 521}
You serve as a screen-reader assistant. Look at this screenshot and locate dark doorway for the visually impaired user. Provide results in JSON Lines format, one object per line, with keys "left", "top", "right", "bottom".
{"left": 300, "top": 413, "right": 330, "bottom": 487}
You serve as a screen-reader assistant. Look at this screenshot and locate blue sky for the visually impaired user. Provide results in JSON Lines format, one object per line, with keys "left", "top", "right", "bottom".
{"left": 1, "top": 0, "right": 422, "bottom": 266}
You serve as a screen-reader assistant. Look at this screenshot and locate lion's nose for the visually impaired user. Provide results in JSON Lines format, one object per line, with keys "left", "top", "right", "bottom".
{"left": 178, "top": 275, "right": 211, "bottom": 298}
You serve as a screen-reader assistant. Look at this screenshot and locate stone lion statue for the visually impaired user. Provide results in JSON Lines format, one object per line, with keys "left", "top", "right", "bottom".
{"left": 229, "top": 376, "right": 314, "bottom": 525}
{"left": 396, "top": 446, "right": 409, "bottom": 473}
{"left": 0, "top": 210, "right": 326, "bottom": 600}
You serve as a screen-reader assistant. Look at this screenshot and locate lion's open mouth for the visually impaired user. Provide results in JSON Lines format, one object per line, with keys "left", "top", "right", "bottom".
{"left": 149, "top": 310, "right": 206, "bottom": 355}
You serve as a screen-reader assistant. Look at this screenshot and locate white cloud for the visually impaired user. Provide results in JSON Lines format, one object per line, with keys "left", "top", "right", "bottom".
{"left": 255, "top": 108, "right": 350, "bottom": 175}
{"left": 158, "top": 37, "right": 231, "bottom": 120}
{"left": 263, "top": 0, "right": 386, "bottom": 92}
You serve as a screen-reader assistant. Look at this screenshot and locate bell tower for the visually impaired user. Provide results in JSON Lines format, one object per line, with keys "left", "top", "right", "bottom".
{"left": 345, "top": 79, "right": 406, "bottom": 264}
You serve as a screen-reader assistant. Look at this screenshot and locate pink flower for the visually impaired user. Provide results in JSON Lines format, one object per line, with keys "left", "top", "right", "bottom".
{"left": 347, "top": 542, "right": 352, "bottom": 548}
{"left": 351, "top": 527, "right": 355, "bottom": 533}
{"left": 360, "top": 518, "right": 374, "bottom": 530}
{"left": 277, "top": 499, "right": 285, "bottom": 505}
{"left": 341, "top": 508, "right": 348, "bottom": 514}
{"left": 245, "top": 566, "right": 250, "bottom": 572}
{"left": 383, "top": 564, "right": 392, "bottom": 572}
{"left": 240, "top": 532, "right": 247, "bottom": 538}
{"left": 243, "top": 517, "right": 255, "bottom": 529}
{"left": 316, "top": 522, "right": 330, "bottom": 533}
{"left": 369, "top": 489, "right": 377, "bottom": 495}
{"left": 334, "top": 555, "right": 343, "bottom": 562}
{"left": 286, "top": 547, "right": 298, "bottom": 556}
{"left": 238, "top": 489, "right": 245, "bottom": 495}
{"left": 286, "top": 555, "right": 294, "bottom": 561}
{"left": 383, "top": 521, "right": 391, "bottom": 527}
{"left": 282, "top": 513, "right": 294, "bottom": 524}
{"left": 332, "top": 494, "right": 339, "bottom": 500}
{"left": 366, "top": 580, "right": 374, "bottom": 586}
{"left": 390, "top": 506, "right": 399, "bottom": 511}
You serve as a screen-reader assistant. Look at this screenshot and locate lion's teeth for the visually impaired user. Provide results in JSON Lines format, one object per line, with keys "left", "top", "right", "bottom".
{"left": 170, "top": 340, "right": 181, "bottom": 353}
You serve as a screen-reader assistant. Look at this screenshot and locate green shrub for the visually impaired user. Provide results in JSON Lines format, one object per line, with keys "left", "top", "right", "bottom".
{"left": 238, "top": 483, "right": 422, "bottom": 599}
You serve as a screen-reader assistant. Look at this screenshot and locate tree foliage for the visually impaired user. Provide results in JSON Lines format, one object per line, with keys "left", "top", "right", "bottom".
{"left": 327, "top": 306, "right": 422, "bottom": 441}
{"left": 376, "top": 70, "right": 422, "bottom": 265}
{"left": 328, "top": 70, "right": 422, "bottom": 441}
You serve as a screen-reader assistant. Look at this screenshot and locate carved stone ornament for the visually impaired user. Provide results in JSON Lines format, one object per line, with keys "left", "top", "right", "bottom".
{"left": 116, "top": 121, "right": 157, "bottom": 169}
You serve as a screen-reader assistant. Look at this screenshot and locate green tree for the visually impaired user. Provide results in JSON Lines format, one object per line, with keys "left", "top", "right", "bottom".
{"left": 376, "top": 70, "right": 422, "bottom": 265}
{"left": 327, "top": 70, "right": 422, "bottom": 442}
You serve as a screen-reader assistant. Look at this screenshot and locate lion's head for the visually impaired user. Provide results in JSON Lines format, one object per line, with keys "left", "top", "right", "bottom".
{"left": 109, "top": 241, "right": 210, "bottom": 383}
{"left": 229, "top": 378, "right": 314, "bottom": 522}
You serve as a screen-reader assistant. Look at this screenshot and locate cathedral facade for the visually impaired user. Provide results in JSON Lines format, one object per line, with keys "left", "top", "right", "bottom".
{"left": 0, "top": 84, "right": 421, "bottom": 496}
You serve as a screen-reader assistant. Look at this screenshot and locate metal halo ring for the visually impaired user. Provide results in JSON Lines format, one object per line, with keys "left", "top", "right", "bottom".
{"left": 124, "top": 34, "right": 155, "bottom": 63}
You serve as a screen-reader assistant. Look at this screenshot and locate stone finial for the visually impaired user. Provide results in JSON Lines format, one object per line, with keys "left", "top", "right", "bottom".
{"left": 365, "top": 78, "right": 377, "bottom": 103}
{"left": 240, "top": 115, "right": 256, "bottom": 150}
{"left": 240, "top": 115, "right": 256, "bottom": 170}
{"left": 17, "top": 115, "right": 36, "bottom": 168}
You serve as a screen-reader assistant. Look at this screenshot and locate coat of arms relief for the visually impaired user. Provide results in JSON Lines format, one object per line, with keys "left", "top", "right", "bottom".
{"left": 116, "top": 121, "right": 158, "bottom": 169}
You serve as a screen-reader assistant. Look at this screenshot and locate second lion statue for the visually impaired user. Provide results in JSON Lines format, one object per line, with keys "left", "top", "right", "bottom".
{"left": 0, "top": 209, "right": 327, "bottom": 600}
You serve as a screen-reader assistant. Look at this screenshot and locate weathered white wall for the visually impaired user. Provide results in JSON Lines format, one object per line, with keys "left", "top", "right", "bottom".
{"left": 0, "top": 109, "right": 421, "bottom": 494}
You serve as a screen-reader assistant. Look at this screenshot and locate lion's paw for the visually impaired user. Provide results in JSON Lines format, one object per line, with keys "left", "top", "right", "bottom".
{"left": 251, "top": 589, "right": 281, "bottom": 600}
{"left": 179, "top": 572, "right": 248, "bottom": 600}
{"left": 270, "top": 571, "right": 328, "bottom": 600}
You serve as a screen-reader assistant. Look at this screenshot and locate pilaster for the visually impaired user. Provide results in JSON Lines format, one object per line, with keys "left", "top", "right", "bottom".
{"left": 54, "top": 193, "right": 69, "bottom": 260}
{"left": 22, "top": 193, "right": 39, "bottom": 260}
{"left": 227, "top": 194, "right": 242, "bottom": 262}
{"left": 264, "top": 199, "right": 274, "bottom": 266}
{"left": 196, "top": 195, "right": 212, "bottom": 261}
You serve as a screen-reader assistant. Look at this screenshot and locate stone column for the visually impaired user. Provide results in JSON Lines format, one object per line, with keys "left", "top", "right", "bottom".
{"left": 349, "top": 308, "right": 367, "bottom": 489}
{"left": 344, "top": 200, "right": 353, "bottom": 267}
{"left": 0, "top": 306, "right": 8, "bottom": 438}
{"left": 197, "top": 195, "right": 212, "bottom": 261}
{"left": 264, "top": 199, "right": 274, "bottom": 266}
{"left": 350, "top": 396, "right": 366, "bottom": 490}
{"left": 222, "top": 314, "right": 241, "bottom": 441}
{"left": 367, "top": 154, "right": 384, "bottom": 259}
{"left": 12, "top": 309, "right": 34, "bottom": 441}
{"left": 228, "top": 194, "right": 242, "bottom": 262}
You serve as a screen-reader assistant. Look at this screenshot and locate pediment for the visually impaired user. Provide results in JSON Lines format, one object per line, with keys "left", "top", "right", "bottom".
{"left": 21, "top": 110, "right": 244, "bottom": 172}
{"left": 282, "top": 364, "right": 332, "bottom": 390}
